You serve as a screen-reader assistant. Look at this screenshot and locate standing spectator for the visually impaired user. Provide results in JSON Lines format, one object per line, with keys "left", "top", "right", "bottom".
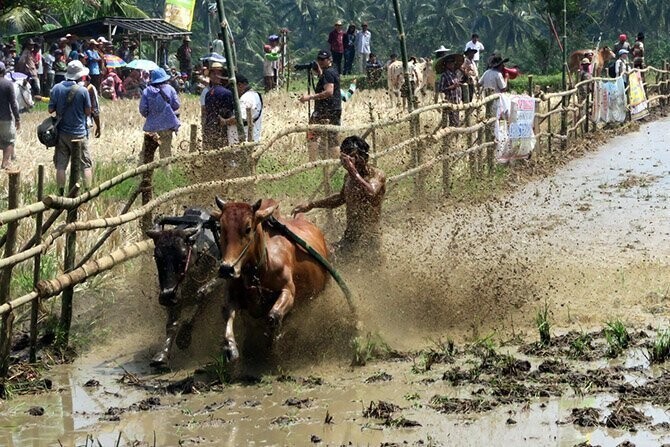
{"left": 328, "top": 20, "right": 345, "bottom": 74}
{"left": 461, "top": 48, "right": 478, "bottom": 102}
{"left": 355, "top": 22, "right": 371, "bottom": 74}
{"left": 343, "top": 24, "right": 357, "bottom": 75}
{"left": 225, "top": 73, "right": 263, "bottom": 144}
{"left": 158, "top": 41, "right": 170, "bottom": 69}
{"left": 139, "top": 68, "right": 180, "bottom": 160}
{"left": 438, "top": 54, "right": 463, "bottom": 127}
{"left": 42, "top": 44, "right": 56, "bottom": 95}
{"left": 615, "top": 49, "right": 630, "bottom": 84}
{"left": 79, "top": 74, "right": 101, "bottom": 139}
{"left": 0, "top": 62, "right": 20, "bottom": 169}
{"left": 614, "top": 34, "right": 631, "bottom": 55}
{"left": 366, "top": 53, "right": 383, "bottom": 86}
{"left": 15, "top": 39, "right": 39, "bottom": 95}
{"left": 3, "top": 44, "right": 16, "bottom": 73}
{"left": 85, "top": 39, "right": 103, "bottom": 92}
{"left": 578, "top": 57, "right": 592, "bottom": 100}
{"left": 117, "top": 37, "right": 134, "bottom": 63}
{"left": 34, "top": 40, "right": 43, "bottom": 95}
{"left": 48, "top": 60, "right": 93, "bottom": 195}
{"left": 211, "top": 34, "right": 224, "bottom": 55}
{"left": 263, "top": 35, "right": 281, "bottom": 92}
{"left": 464, "top": 34, "right": 485, "bottom": 69}
{"left": 176, "top": 36, "right": 192, "bottom": 78}
{"left": 202, "top": 62, "right": 233, "bottom": 150}
{"left": 632, "top": 32, "right": 645, "bottom": 70}
{"left": 58, "top": 37, "right": 69, "bottom": 60}
{"left": 299, "top": 50, "right": 341, "bottom": 161}
{"left": 53, "top": 49, "right": 67, "bottom": 84}
{"left": 479, "top": 55, "right": 508, "bottom": 94}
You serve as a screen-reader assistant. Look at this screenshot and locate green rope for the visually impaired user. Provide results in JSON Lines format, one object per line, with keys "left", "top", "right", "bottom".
{"left": 266, "top": 216, "right": 356, "bottom": 314}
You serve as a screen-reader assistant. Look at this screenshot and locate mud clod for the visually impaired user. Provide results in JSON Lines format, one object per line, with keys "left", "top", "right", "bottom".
{"left": 310, "top": 434, "right": 321, "bottom": 443}
{"left": 284, "top": 397, "right": 312, "bottom": 408}
{"left": 363, "top": 400, "right": 401, "bottom": 419}
{"left": 429, "top": 395, "right": 496, "bottom": 414}
{"left": 27, "top": 406, "right": 44, "bottom": 416}
{"left": 537, "top": 359, "right": 570, "bottom": 375}
{"left": 605, "top": 401, "right": 651, "bottom": 429}
{"left": 364, "top": 371, "right": 392, "bottom": 383}
{"left": 566, "top": 407, "right": 601, "bottom": 427}
{"left": 130, "top": 397, "right": 161, "bottom": 411}
{"left": 384, "top": 416, "right": 422, "bottom": 428}
{"left": 83, "top": 379, "right": 100, "bottom": 387}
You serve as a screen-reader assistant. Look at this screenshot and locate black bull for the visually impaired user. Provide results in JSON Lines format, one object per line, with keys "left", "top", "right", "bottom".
{"left": 146, "top": 209, "right": 220, "bottom": 368}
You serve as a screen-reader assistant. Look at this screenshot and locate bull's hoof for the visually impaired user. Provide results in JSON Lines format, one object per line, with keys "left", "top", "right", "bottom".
{"left": 223, "top": 343, "right": 240, "bottom": 363}
{"left": 150, "top": 352, "right": 169, "bottom": 369}
{"left": 176, "top": 322, "right": 193, "bottom": 350}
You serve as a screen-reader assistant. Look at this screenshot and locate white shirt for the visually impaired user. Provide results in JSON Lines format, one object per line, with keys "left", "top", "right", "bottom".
{"left": 355, "top": 30, "right": 371, "bottom": 54}
{"left": 464, "top": 40, "right": 485, "bottom": 63}
{"left": 199, "top": 86, "right": 209, "bottom": 106}
{"left": 479, "top": 69, "right": 506, "bottom": 93}
{"left": 227, "top": 89, "right": 263, "bottom": 143}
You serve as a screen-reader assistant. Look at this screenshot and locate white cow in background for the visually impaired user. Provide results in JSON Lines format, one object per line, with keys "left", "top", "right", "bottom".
{"left": 387, "top": 57, "right": 433, "bottom": 109}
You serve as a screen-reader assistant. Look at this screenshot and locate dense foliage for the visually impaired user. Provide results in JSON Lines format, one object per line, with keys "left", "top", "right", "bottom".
{"left": 2, "top": 0, "right": 670, "bottom": 75}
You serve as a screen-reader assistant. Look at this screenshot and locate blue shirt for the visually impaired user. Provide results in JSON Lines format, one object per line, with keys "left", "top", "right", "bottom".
{"left": 85, "top": 50, "right": 101, "bottom": 75}
{"left": 139, "top": 84, "right": 181, "bottom": 132}
{"left": 49, "top": 80, "right": 91, "bottom": 137}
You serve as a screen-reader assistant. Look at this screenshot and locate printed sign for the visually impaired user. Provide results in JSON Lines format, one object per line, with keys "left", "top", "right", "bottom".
{"left": 164, "top": 0, "right": 196, "bottom": 31}
{"left": 628, "top": 71, "right": 649, "bottom": 120}
{"left": 496, "top": 94, "right": 536, "bottom": 163}
{"left": 592, "top": 77, "right": 626, "bottom": 123}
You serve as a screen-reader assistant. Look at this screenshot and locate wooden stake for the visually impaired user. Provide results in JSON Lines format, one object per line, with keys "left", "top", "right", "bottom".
{"left": 140, "top": 133, "right": 158, "bottom": 235}
{"left": 189, "top": 124, "right": 198, "bottom": 152}
{"left": 0, "top": 170, "right": 20, "bottom": 376}
{"left": 30, "top": 165, "right": 44, "bottom": 363}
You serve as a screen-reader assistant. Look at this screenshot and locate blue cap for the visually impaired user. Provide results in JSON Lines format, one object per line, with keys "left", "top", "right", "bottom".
{"left": 268, "top": 34, "right": 279, "bottom": 41}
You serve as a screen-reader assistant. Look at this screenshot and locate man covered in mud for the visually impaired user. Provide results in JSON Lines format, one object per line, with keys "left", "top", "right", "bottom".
{"left": 292, "top": 135, "right": 386, "bottom": 261}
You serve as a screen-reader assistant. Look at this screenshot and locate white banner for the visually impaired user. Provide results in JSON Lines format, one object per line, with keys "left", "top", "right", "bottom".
{"left": 496, "top": 94, "right": 536, "bottom": 163}
{"left": 592, "top": 77, "right": 627, "bottom": 123}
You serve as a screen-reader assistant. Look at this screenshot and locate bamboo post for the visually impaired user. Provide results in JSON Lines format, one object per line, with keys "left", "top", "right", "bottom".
{"left": 547, "top": 96, "right": 553, "bottom": 153}
{"left": 0, "top": 171, "right": 20, "bottom": 376}
{"left": 463, "top": 90, "right": 476, "bottom": 179}
{"left": 29, "top": 165, "right": 45, "bottom": 363}
{"left": 485, "top": 100, "right": 495, "bottom": 175}
{"left": 561, "top": 0, "right": 568, "bottom": 150}
{"left": 411, "top": 111, "right": 424, "bottom": 197}
{"left": 246, "top": 106, "right": 253, "bottom": 143}
{"left": 441, "top": 134, "right": 451, "bottom": 198}
{"left": 584, "top": 81, "right": 591, "bottom": 134}
{"left": 477, "top": 102, "right": 485, "bottom": 178}
{"left": 189, "top": 124, "right": 197, "bottom": 152}
{"left": 216, "top": 0, "right": 245, "bottom": 142}
{"left": 140, "top": 134, "right": 158, "bottom": 235}
{"left": 391, "top": 0, "right": 415, "bottom": 114}
{"left": 368, "top": 102, "right": 377, "bottom": 166}
{"left": 59, "top": 139, "right": 83, "bottom": 347}
{"left": 528, "top": 75, "right": 534, "bottom": 97}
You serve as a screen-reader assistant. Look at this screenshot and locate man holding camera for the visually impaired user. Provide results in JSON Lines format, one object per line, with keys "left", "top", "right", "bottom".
{"left": 299, "top": 50, "right": 341, "bottom": 161}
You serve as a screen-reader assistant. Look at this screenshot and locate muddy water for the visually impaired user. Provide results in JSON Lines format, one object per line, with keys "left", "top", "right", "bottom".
{"left": 3, "top": 118, "right": 670, "bottom": 446}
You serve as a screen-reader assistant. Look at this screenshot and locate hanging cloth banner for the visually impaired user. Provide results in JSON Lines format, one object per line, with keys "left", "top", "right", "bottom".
{"left": 592, "top": 77, "right": 626, "bottom": 123}
{"left": 495, "top": 94, "right": 536, "bottom": 163}
{"left": 628, "top": 71, "right": 649, "bottom": 120}
{"left": 164, "top": 0, "right": 196, "bottom": 31}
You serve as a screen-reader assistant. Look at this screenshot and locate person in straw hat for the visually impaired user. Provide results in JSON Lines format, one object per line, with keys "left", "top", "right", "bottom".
{"left": 479, "top": 55, "right": 508, "bottom": 94}
{"left": 48, "top": 60, "right": 93, "bottom": 195}
{"left": 328, "top": 20, "right": 345, "bottom": 73}
{"left": 578, "top": 57, "right": 592, "bottom": 100}
{"left": 462, "top": 47, "right": 479, "bottom": 102}
{"left": 176, "top": 35, "right": 193, "bottom": 79}
{"left": 438, "top": 54, "right": 465, "bottom": 127}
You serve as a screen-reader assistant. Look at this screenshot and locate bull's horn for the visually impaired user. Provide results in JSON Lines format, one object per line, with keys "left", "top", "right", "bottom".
{"left": 215, "top": 196, "right": 226, "bottom": 210}
{"left": 251, "top": 199, "right": 262, "bottom": 213}
{"left": 146, "top": 229, "right": 161, "bottom": 239}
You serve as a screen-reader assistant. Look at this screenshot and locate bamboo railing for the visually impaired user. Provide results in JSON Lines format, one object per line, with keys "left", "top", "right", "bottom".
{"left": 0, "top": 64, "right": 668, "bottom": 377}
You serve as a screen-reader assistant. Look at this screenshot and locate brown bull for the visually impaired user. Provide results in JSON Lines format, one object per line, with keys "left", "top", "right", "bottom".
{"left": 213, "top": 197, "right": 330, "bottom": 362}
{"left": 568, "top": 46, "right": 616, "bottom": 78}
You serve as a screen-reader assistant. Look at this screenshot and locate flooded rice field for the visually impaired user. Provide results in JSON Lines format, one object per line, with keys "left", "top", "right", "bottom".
{"left": 2, "top": 117, "right": 670, "bottom": 446}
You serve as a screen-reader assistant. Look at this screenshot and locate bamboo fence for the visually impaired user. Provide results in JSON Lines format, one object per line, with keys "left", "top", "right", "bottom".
{"left": 0, "top": 64, "right": 668, "bottom": 377}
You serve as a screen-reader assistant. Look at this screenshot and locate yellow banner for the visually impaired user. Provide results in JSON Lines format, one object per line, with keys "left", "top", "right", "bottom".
{"left": 164, "top": 0, "right": 196, "bottom": 31}
{"left": 628, "top": 70, "right": 648, "bottom": 120}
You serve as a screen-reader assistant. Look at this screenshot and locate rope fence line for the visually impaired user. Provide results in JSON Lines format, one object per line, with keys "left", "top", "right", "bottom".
{"left": 0, "top": 62, "right": 669, "bottom": 371}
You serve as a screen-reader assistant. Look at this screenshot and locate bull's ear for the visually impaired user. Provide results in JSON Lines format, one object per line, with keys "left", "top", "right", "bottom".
{"left": 254, "top": 204, "right": 277, "bottom": 223}
{"left": 146, "top": 229, "right": 160, "bottom": 240}
{"left": 215, "top": 196, "right": 226, "bottom": 210}
{"left": 209, "top": 209, "right": 221, "bottom": 220}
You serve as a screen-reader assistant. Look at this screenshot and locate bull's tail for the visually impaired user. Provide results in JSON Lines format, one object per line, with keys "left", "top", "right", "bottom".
{"left": 266, "top": 216, "right": 356, "bottom": 314}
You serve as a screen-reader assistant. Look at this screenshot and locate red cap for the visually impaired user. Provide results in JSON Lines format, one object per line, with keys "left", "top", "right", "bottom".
{"left": 619, "top": 34, "right": 627, "bottom": 41}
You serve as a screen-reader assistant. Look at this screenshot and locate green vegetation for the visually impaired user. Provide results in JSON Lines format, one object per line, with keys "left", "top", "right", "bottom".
{"left": 569, "top": 332, "right": 592, "bottom": 358}
{"left": 536, "top": 303, "right": 551, "bottom": 346}
{"left": 207, "top": 353, "right": 233, "bottom": 384}
{"left": 604, "top": 319, "right": 630, "bottom": 358}
{"left": 94, "top": 162, "right": 189, "bottom": 202}
{"left": 648, "top": 329, "right": 670, "bottom": 364}
{"left": 351, "top": 332, "right": 391, "bottom": 366}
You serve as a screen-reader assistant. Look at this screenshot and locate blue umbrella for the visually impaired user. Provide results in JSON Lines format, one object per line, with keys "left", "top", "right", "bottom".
{"left": 200, "top": 52, "right": 226, "bottom": 63}
{"left": 126, "top": 59, "right": 159, "bottom": 71}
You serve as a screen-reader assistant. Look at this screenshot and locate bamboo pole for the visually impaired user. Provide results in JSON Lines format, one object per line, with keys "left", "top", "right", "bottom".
{"left": 485, "top": 100, "right": 495, "bottom": 175}
{"left": 463, "top": 87, "right": 476, "bottom": 179}
{"left": 391, "top": 0, "right": 415, "bottom": 114}
{"left": 59, "top": 139, "right": 82, "bottom": 347}
{"left": 0, "top": 171, "right": 20, "bottom": 376}
{"left": 216, "top": 0, "right": 245, "bottom": 142}
{"left": 140, "top": 134, "right": 158, "bottom": 235}
{"left": 547, "top": 96, "right": 553, "bottom": 153}
{"left": 29, "top": 165, "right": 45, "bottom": 363}
{"left": 441, "top": 133, "right": 451, "bottom": 198}
{"left": 528, "top": 75, "right": 534, "bottom": 97}
{"left": 246, "top": 107, "right": 253, "bottom": 143}
{"left": 368, "top": 102, "right": 377, "bottom": 166}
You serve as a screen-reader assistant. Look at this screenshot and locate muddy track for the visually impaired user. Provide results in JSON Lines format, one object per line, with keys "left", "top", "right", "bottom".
{"left": 1, "top": 117, "right": 670, "bottom": 446}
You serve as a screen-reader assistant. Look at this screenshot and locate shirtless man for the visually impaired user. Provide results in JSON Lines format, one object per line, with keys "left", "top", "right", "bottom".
{"left": 292, "top": 135, "right": 386, "bottom": 260}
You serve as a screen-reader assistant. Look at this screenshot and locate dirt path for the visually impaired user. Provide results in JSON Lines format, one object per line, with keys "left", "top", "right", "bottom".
{"left": 2, "top": 118, "right": 670, "bottom": 446}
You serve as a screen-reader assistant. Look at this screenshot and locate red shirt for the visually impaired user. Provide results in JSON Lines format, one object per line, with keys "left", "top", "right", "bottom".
{"left": 328, "top": 29, "right": 344, "bottom": 53}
